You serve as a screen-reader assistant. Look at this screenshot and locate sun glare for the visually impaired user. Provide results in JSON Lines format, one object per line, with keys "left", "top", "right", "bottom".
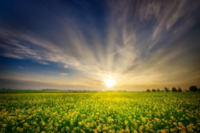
{"left": 104, "top": 78, "right": 115, "bottom": 88}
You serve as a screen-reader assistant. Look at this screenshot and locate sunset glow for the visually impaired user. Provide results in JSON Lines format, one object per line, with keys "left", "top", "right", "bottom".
{"left": 0, "top": 0, "right": 200, "bottom": 91}
{"left": 104, "top": 78, "right": 115, "bottom": 88}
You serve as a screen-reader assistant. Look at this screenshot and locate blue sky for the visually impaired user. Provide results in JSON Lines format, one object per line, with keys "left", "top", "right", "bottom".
{"left": 0, "top": 0, "right": 200, "bottom": 90}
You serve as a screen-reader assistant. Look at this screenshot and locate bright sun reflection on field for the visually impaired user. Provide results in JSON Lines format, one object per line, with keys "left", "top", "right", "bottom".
{"left": 104, "top": 78, "right": 115, "bottom": 88}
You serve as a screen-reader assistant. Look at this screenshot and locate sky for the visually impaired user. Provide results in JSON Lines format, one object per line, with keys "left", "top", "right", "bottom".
{"left": 0, "top": 0, "right": 200, "bottom": 91}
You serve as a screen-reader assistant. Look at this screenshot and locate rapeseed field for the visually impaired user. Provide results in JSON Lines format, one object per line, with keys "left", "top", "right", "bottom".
{"left": 0, "top": 92, "right": 199, "bottom": 133}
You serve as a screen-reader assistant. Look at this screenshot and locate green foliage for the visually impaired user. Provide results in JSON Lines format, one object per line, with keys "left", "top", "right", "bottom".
{"left": 152, "top": 89, "right": 157, "bottom": 92}
{"left": 178, "top": 87, "right": 182, "bottom": 92}
{"left": 0, "top": 92, "right": 200, "bottom": 133}
{"left": 146, "top": 89, "right": 151, "bottom": 92}
{"left": 164, "top": 87, "right": 170, "bottom": 92}
{"left": 172, "top": 87, "right": 177, "bottom": 92}
{"left": 189, "top": 86, "right": 198, "bottom": 92}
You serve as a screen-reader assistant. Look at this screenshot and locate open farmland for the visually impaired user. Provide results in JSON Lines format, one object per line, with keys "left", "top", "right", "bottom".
{"left": 0, "top": 92, "right": 200, "bottom": 133}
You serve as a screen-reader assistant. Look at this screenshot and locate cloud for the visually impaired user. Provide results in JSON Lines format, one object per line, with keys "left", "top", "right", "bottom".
{"left": 0, "top": 0, "right": 200, "bottom": 89}
{"left": 59, "top": 73, "right": 68, "bottom": 77}
{"left": 0, "top": 78, "right": 98, "bottom": 90}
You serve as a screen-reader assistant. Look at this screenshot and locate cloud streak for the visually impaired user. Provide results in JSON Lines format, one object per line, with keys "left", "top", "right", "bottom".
{"left": 0, "top": 0, "right": 200, "bottom": 90}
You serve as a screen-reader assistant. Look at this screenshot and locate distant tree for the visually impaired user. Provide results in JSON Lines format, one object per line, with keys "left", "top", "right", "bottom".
{"left": 189, "top": 86, "right": 198, "bottom": 92}
{"left": 172, "top": 87, "right": 177, "bottom": 92}
{"left": 157, "top": 89, "right": 160, "bottom": 92}
{"left": 152, "top": 89, "right": 157, "bottom": 92}
{"left": 178, "top": 87, "right": 182, "bottom": 92}
{"left": 164, "top": 87, "right": 170, "bottom": 92}
{"left": 146, "top": 89, "right": 151, "bottom": 92}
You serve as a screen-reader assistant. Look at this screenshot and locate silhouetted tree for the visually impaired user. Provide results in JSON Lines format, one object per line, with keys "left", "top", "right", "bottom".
{"left": 172, "top": 87, "right": 177, "bottom": 92}
{"left": 189, "top": 86, "right": 198, "bottom": 92}
{"left": 157, "top": 89, "right": 160, "bottom": 92}
{"left": 178, "top": 87, "right": 182, "bottom": 92}
{"left": 152, "top": 89, "right": 157, "bottom": 92}
{"left": 164, "top": 87, "right": 170, "bottom": 92}
{"left": 146, "top": 89, "right": 151, "bottom": 92}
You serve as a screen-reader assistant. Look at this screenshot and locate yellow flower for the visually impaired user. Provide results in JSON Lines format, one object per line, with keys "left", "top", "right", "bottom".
{"left": 96, "top": 126, "right": 101, "bottom": 132}
{"left": 41, "top": 121, "right": 45, "bottom": 126}
{"left": 78, "top": 121, "right": 82, "bottom": 126}
{"left": 2, "top": 124, "right": 6, "bottom": 128}
{"left": 125, "top": 126, "right": 130, "bottom": 133}
{"left": 170, "top": 128, "right": 177, "bottom": 132}
{"left": 33, "top": 121, "right": 37, "bottom": 125}
{"left": 124, "top": 120, "right": 129, "bottom": 125}
{"left": 180, "top": 130, "right": 187, "bottom": 133}
{"left": 65, "top": 126, "right": 69, "bottom": 131}
{"left": 102, "top": 125, "right": 108, "bottom": 131}
{"left": 173, "top": 122, "right": 177, "bottom": 126}
{"left": 24, "top": 122, "right": 29, "bottom": 127}
{"left": 93, "top": 129, "right": 98, "bottom": 133}
{"left": 108, "top": 129, "right": 115, "bottom": 133}
{"left": 160, "top": 129, "right": 166, "bottom": 133}
{"left": 178, "top": 122, "right": 183, "bottom": 126}
{"left": 155, "top": 118, "right": 160, "bottom": 122}
{"left": 139, "top": 125, "right": 144, "bottom": 131}
{"left": 80, "top": 129, "right": 85, "bottom": 133}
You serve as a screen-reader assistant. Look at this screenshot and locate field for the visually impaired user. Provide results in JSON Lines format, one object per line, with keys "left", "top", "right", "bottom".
{"left": 0, "top": 92, "right": 200, "bottom": 133}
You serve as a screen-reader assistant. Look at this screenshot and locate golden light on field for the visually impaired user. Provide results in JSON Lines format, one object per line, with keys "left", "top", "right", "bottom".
{"left": 104, "top": 78, "right": 115, "bottom": 88}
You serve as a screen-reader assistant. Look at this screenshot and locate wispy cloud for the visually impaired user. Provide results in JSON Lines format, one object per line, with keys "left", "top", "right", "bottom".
{"left": 0, "top": 0, "right": 200, "bottom": 90}
{"left": 59, "top": 73, "right": 68, "bottom": 77}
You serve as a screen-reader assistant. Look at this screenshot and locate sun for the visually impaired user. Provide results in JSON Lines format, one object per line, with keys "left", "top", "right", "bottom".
{"left": 104, "top": 78, "right": 115, "bottom": 88}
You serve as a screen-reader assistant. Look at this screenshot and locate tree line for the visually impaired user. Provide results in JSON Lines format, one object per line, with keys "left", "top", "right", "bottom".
{"left": 146, "top": 85, "right": 200, "bottom": 92}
